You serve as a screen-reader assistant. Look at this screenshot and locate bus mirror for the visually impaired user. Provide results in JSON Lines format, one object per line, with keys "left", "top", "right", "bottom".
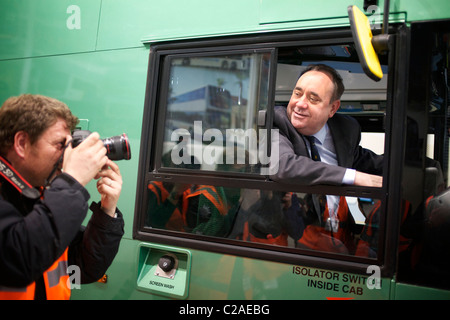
{"left": 348, "top": 5, "right": 383, "bottom": 82}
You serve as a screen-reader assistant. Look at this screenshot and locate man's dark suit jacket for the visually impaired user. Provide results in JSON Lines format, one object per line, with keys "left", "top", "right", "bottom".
{"left": 270, "top": 105, "right": 383, "bottom": 185}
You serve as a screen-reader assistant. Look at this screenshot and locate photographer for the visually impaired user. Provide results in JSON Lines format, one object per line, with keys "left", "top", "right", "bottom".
{"left": 0, "top": 94, "right": 124, "bottom": 300}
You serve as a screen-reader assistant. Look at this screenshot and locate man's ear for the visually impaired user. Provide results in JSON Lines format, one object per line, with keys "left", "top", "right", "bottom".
{"left": 329, "top": 100, "right": 341, "bottom": 118}
{"left": 13, "top": 131, "right": 30, "bottom": 159}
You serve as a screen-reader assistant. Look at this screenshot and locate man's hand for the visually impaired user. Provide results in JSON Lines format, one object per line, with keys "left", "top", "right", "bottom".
{"left": 354, "top": 171, "right": 383, "bottom": 187}
{"left": 62, "top": 132, "right": 108, "bottom": 187}
{"left": 95, "top": 160, "right": 122, "bottom": 217}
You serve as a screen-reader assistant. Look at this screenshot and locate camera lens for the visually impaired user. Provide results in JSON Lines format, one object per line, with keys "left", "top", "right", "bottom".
{"left": 71, "top": 130, "right": 131, "bottom": 161}
{"left": 102, "top": 134, "right": 131, "bottom": 161}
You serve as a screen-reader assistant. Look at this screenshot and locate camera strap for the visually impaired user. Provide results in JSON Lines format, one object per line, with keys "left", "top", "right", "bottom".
{"left": 0, "top": 156, "right": 40, "bottom": 199}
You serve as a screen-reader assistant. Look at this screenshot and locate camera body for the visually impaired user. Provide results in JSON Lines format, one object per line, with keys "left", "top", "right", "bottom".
{"left": 72, "top": 130, "right": 131, "bottom": 161}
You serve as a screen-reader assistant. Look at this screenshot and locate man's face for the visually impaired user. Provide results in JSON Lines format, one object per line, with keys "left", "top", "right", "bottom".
{"left": 286, "top": 70, "right": 340, "bottom": 136}
{"left": 22, "top": 118, "right": 70, "bottom": 187}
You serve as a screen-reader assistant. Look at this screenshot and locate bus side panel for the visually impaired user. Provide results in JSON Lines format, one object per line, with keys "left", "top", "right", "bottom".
{"left": 393, "top": 283, "right": 450, "bottom": 300}
{"left": 260, "top": 0, "right": 364, "bottom": 26}
{"left": 0, "top": 0, "right": 101, "bottom": 60}
{"left": 72, "top": 239, "right": 391, "bottom": 300}
{"left": 97, "top": 0, "right": 261, "bottom": 48}
{"left": 260, "top": 0, "right": 450, "bottom": 26}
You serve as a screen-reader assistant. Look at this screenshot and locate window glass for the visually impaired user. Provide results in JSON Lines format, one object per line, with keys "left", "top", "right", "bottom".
{"left": 146, "top": 180, "right": 381, "bottom": 257}
{"left": 161, "top": 52, "right": 272, "bottom": 174}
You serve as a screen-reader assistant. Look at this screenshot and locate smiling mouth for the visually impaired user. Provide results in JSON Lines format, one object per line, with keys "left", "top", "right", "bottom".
{"left": 292, "top": 111, "right": 309, "bottom": 119}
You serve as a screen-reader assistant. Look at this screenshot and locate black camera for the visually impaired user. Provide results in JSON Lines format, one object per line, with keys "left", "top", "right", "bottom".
{"left": 72, "top": 130, "right": 131, "bottom": 161}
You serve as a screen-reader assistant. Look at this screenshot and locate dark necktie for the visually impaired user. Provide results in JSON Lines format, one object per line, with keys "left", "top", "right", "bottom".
{"left": 306, "top": 135, "right": 340, "bottom": 232}
{"left": 305, "top": 135, "right": 328, "bottom": 225}
{"left": 306, "top": 136, "right": 321, "bottom": 161}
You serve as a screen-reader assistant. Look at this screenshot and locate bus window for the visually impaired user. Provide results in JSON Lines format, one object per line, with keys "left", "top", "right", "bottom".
{"left": 161, "top": 52, "right": 272, "bottom": 174}
{"left": 138, "top": 34, "right": 389, "bottom": 266}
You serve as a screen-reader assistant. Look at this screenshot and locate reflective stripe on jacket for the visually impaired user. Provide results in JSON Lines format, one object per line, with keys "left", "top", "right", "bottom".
{"left": 0, "top": 248, "right": 70, "bottom": 300}
{"left": 147, "top": 181, "right": 185, "bottom": 230}
{"left": 182, "top": 185, "right": 228, "bottom": 218}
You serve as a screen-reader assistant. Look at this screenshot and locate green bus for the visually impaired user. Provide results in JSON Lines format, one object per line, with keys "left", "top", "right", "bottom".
{"left": 1, "top": 0, "right": 450, "bottom": 301}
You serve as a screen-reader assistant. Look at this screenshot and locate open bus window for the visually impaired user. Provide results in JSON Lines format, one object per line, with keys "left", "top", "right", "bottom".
{"left": 161, "top": 52, "right": 272, "bottom": 175}
{"left": 276, "top": 45, "right": 388, "bottom": 152}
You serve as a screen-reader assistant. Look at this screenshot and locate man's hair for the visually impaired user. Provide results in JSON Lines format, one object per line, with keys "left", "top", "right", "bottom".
{"left": 0, "top": 94, "right": 79, "bottom": 155}
{"left": 299, "top": 64, "right": 345, "bottom": 102}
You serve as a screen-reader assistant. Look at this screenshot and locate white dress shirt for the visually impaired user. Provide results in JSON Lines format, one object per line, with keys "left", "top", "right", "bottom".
{"left": 305, "top": 124, "right": 356, "bottom": 224}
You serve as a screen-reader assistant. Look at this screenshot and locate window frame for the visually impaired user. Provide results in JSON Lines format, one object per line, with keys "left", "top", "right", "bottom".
{"left": 134, "top": 26, "right": 406, "bottom": 278}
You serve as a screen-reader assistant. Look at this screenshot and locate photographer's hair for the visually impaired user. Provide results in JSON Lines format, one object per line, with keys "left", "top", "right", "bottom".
{"left": 299, "top": 64, "right": 345, "bottom": 102}
{"left": 0, "top": 94, "right": 79, "bottom": 156}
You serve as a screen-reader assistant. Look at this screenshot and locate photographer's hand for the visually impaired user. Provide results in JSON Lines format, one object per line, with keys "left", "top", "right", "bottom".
{"left": 62, "top": 132, "right": 108, "bottom": 187}
{"left": 95, "top": 160, "right": 122, "bottom": 217}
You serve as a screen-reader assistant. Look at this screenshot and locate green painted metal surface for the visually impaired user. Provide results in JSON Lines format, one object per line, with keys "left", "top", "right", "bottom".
{"left": 393, "top": 282, "right": 450, "bottom": 300}
{"left": 2, "top": 0, "right": 450, "bottom": 59}
{"left": 0, "top": 0, "right": 101, "bottom": 60}
{"left": 71, "top": 239, "right": 393, "bottom": 300}
{"left": 71, "top": 238, "right": 450, "bottom": 300}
